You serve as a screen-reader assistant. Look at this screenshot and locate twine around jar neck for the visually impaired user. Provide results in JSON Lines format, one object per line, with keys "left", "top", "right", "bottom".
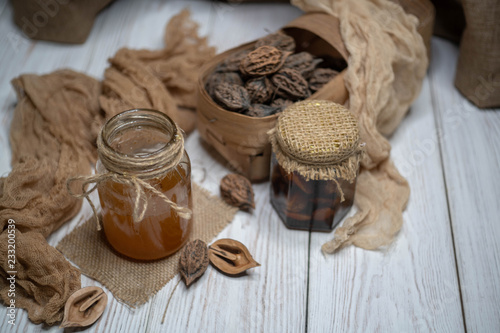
{"left": 67, "top": 109, "right": 192, "bottom": 229}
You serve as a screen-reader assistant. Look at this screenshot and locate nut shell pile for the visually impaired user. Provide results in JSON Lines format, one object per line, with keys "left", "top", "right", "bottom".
{"left": 205, "top": 32, "right": 340, "bottom": 117}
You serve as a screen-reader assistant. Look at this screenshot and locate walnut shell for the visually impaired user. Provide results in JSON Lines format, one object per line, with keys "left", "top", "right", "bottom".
{"left": 209, "top": 239, "right": 260, "bottom": 275}
{"left": 245, "top": 104, "right": 281, "bottom": 117}
{"left": 216, "top": 49, "right": 250, "bottom": 72}
{"left": 240, "top": 46, "right": 290, "bottom": 77}
{"left": 270, "top": 98, "right": 294, "bottom": 112}
{"left": 245, "top": 76, "right": 274, "bottom": 104}
{"left": 255, "top": 32, "right": 296, "bottom": 52}
{"left": 271, "top": 68, "right": 310, "bottom": 100}
{"left": 309, "top": 68, "right": 339, "bottom": 92}
{"left": 213, "top": 83, "right": 251, "bottom": 112}
{"left": 179, "top": 239, "right": 209, "bottom": 286}
{"left": 220, "top": 173, "right": 255, "bottom": 211}
{"left": 205, "top": 72, "right": 243, "bottom": 97}
{"left": 283, "top": 52, "right": 323, "bottom": 79}
{"left": 61, "top": 287, "right": 107, "bottom": 328}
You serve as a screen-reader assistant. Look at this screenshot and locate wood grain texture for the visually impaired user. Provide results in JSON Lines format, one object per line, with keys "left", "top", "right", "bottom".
{"left": 307, "top": 72, "right": 465, "bottom": 333}
{"left": 0, "top": 0, "right": 498, "bottom": 332}
{"left": 0, "top": 1, "right": 307, "bottom": 332}
{"left": 429, "top": 38, "right": 500, "bottom": 332}
{"left": 147, "top": 4, "right": 308, "bottom": 332}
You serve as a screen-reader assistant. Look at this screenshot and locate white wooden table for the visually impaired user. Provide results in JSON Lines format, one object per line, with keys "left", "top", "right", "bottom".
{"left": 1, "top": 0, "right": 499, "bottom": 332}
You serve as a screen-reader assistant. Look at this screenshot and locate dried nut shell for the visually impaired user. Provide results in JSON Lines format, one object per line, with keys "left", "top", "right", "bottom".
{"left": 209, "top": 239, "right": 260, "bottom": 275}
{"left": 216, "top": 49, "right": 250, "bottom": 72}
{"left": 309, "top": 68, "right": 339, "bottom": 92}
{"left": 220, "top": 173, "right": 255, "bottom": 211}
{"left": 179, "top": 239, "right": 209, "bottom": 286}
{"left": 291, "top": 175, "right": 314, "bottom": 194}
{"left": 271, "top": 164, "right": 289, "bottom": 196}
{"left": 319, "top": 180, "right": 339, "bottom": 195}
{"left": 284, "top": 52, "right": 323, "bottom": 79}
{"left": 312, "top": 207, "right": 335, "bottom": 221}
{"left": 213, "top": 83, "right": 251, "bottom": 112}
{"left": 205, "top": 72, "right": 243, "bottom": 97}
{"left": 240, "top": 46, "right": 290, "bottom": 77}
{"left": 286, "top": 192, "right": 310, "bottom": 213}
{"left": 255, "top": 32, "right": 296, "bottom": 52}
{"left": 61, "top": 287, "right": 107, "bottom": 328}
{"left": 312, "top": 197, "right": 337, "bottom": 207}
{"left": 245, "top": 104, "right": 281, "bottom": 117}
{"left": 271, "top": 68, "right": 310, "bottom": 100}
{"left": 270, "top": 98, "right": 294, "bottom": 112}
{"left": 285, "top": 210, "right": 311, "bottom": 221}
{"left": 245, "top": 77, "right": 274, "bottom": 104}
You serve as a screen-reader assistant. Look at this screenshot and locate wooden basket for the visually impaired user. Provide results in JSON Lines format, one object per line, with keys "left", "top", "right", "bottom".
{"left": 196, "top": 13, "right": 349, "bottom": 182}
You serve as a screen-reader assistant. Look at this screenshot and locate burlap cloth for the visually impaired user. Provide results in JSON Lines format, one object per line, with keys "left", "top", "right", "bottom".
{"left": 269, "top": 100, "right": 363, "bottom": 184}
{"left": 11, "top": 0, "right": 115, "bottom": 44}
{"left": 292, "top": 0, "right": 427, "bottom": 252}
{"left": 229, "top": 0, "right": 500, "bottom": 108}
{"left": 12, "top": 0, "right": 499, "bottom": 107}
{"left": 0, "top": 10, "right": 219, "bottom": 325}
{"left": 57, "top": 184, "right": 237, "bottom": 306}
{"left": 453, "top": 0, "right": 500, "bottom": 108}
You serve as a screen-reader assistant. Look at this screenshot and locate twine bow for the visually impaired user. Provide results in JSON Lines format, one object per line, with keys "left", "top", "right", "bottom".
{"left": 67, "top": 109, "right": 192, "bottom": 229}
{"left": 67, "top": 172, "right": 192, "bottom": 230}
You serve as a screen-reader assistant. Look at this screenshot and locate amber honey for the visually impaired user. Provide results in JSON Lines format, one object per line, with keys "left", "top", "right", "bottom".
{"left": 98, "top": 163, "right": 191, "bottom": 260}
{"left": 96, "top": 109, "right": 192, "bottom": 260}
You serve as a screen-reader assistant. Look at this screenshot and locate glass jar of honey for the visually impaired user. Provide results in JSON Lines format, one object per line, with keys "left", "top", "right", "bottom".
{"left": 96, "top": 109, "right": 192, "bottom": 260}
{"left": 269, "top": 100, "right": 364, "bottom": 232}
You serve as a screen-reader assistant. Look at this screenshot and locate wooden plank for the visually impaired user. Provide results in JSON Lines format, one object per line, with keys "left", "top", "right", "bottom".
{"left": 307, "top": 46, "right": 465, "bottom": 332}
{"left": 0, "top": 1, "right": 213, "bottom": 332}
{"left": 147, "top": 135, "right": 310, "bottom": 332}
{"left": 429, "top": 38, "right": 500, "bottom": 332}
{"left": 0, "top": 1, "right": 307, "bottom": 332}
{"left": 0, "top": 0, "right": 166, "bottom": 332}
{"left": 0, "top": 1, "right": 34, "bottom": 173}
{"left": 146, "top": 4, "right": 308, "bottom": 332}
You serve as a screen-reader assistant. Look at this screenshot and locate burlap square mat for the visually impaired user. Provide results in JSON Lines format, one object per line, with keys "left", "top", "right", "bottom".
{"left": 56, "top": 183, "right": 237, "bottom": 307}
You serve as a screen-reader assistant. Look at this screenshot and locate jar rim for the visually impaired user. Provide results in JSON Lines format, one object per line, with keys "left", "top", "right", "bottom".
{"left": 98, "top": 108, "right": 185, "bottom": 178}
{"left": 101, "top": 108, "right": 179, "bottom": 159}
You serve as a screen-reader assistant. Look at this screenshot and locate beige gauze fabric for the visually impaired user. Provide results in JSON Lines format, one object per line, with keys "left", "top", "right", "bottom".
{"left": 291, "top": 0, "right": 428, "bottom": 252}
{"left": 0, "top": 10, "right": 217, "bottom": 325}
{"left": 100, "top": 9, "right": 216, "bottom": 134}
{"left": 0, "top": 70, "right": 103, "bottom": 324}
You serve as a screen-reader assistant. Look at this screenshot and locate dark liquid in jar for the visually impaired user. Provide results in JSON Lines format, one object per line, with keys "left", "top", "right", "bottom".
{"left": 270, "top": 159, "right": 356, "bottom": 232}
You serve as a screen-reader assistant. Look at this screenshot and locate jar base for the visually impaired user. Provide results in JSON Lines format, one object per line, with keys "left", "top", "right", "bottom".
{"left": 103, "top": 229, "right": 191, "bottom": 261}
{"left": 271, "top": 198, "right": 352, "bottom": 232}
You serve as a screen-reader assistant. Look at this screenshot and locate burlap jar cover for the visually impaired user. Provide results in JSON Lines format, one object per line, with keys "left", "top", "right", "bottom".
{"left": 269, "top": 100, "right": 364, "bottom": 195}
{"left": 196, "top": 13, "right": 349, "bottom": 182}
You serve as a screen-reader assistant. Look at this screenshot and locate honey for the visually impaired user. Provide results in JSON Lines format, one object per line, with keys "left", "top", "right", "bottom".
{"left": 98, "top": 162, "right": 191, "bottom": 260}
{"left": 96, "top": 109, "right": 192, "bottom": 260}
